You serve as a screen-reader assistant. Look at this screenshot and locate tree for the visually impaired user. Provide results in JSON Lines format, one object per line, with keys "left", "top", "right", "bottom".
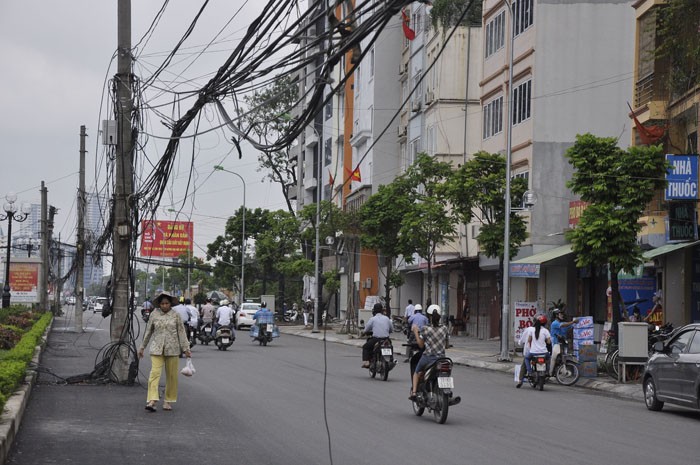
{"left": 240, "top": 75, "right": 299, "bottom": 213}
{"left": 565, "top": 134, "right": 668, "bottom": 338}
{"left": 359, "top": 177, "right": 414, "bottom": 312}
{"left": 656, "top": 0, "right": 700, "bottom": 98}
{"left": 399, "top": 153, "right": 457, "bottom": 305}
{"left": 430, "top": 0, "right": 482, "bottom": 29}
{"left": 445, "top": 151, "right": 528, "bottom": 261}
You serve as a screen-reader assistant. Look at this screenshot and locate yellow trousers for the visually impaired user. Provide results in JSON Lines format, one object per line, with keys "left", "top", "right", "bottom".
{"left": 147, "top": 355, "right": 180, "bottom": 403}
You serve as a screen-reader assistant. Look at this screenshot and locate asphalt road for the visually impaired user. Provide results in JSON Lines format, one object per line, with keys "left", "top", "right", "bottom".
{"left": 7, "top": 314, "right": 700, "bottom": 465}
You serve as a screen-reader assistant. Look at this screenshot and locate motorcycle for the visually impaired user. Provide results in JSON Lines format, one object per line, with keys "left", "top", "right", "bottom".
{"left": 215, "top": 325, "right": 235, "bottom": 351}
{"left": 366, "top": 337, "right": 397, "bottom": 381}
{"left": 141, "top": 307, "right": 152, "bottom": 323}
{"left": 402, "top": 332, "right": 420, "bottom": 362}
{"left": 251, "top": 322, "right": 279, "bottom": 346}
{"left": 283, "top": 307, "right": 299, "bottom": 323}
{"left": 197, "top": 321, "right": 215, "bottom": 345}
{"left": 409, "top": 352, "right": 461, "bottom": 424}
{"left": 391, "top": 316, "right": 407, "bottom": 335}
{"left": 648, "top": 322, "right": 674, "bottom": 353}
{"left": 527, "top": 354, "right": 549, "bottom": 391}
{"left": 551, "top": 338, "right": 580, "bottom": 386}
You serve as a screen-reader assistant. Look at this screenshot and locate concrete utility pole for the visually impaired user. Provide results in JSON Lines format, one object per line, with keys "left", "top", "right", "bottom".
{"left": 40, "top": 182, "right": 48, "bottom": 312}
{"left": 112, "top": 0, "right": 135, "bottom": 382}
{"left": 75, "top": 125, "right": 86, "bottom": 332}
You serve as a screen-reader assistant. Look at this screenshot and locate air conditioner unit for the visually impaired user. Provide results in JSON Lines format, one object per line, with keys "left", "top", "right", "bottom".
{"left": 398, "top": 125, "right": 407, "bottom": 137}
{"left": 362, "top": 278, "right": 372, "bottom": 289}
{"left": 425, "top": 91, "right": 434, "bottom": 104}
{"left": 402, "top": 63, "right": 409, "bottom": 74}
{"left": 411, "top": 100, "right": 422, "bottom": 112}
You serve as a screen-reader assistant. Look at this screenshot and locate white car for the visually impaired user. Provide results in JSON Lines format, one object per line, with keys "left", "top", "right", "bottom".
{"left": 235, "top": 302, "right": 260, "bottom": 330}
{"left": 91, "top": 297, "right": 108, "bottom": 314}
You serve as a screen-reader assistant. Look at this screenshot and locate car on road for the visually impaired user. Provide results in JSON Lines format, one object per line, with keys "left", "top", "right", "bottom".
{"left": 643, "top": 323, "right": 700, "bottom": 412}
{"left": 66, "top": 296, "right": 76, "bottom": 305}
{"left": 90, "top": 297, "right": 108, "bottom": 314}
{"left": 235, "top": 302, "right": 260, "bottom": 330}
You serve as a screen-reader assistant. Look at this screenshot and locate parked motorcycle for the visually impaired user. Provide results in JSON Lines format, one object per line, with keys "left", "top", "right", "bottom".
{"left": 551, "top": 337, "right": 580, "bottom": 386}
{"left": 391, "top": 316, "right": 407, "bottom": 335}
{"left": 527, "top": 354, "right": 549, "bottom": 391}
{"left": 215, "top": 325, "right": 235, "bottom": 350}
{"left": 409, "top": 352, "right": 461, "bottom": 424}
{"left": 197, "top": 321, "right": 215, "bottom": 345}
{"left": 366, "top": 337, "right": 397, "bottom": 381}
{"left": 648, "top": 322, "right": 674, "bottom": 353}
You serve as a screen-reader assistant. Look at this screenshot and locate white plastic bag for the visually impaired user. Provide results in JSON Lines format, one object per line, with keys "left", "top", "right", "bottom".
{"left": 181, "top": 357, "right": 195, "bottom": 377}
{"left": 513, "top": 363, "right": 521, "bottom": 383}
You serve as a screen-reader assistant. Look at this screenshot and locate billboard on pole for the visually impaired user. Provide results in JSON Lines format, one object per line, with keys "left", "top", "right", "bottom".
{"left": 140, "top": 220, "right": 194, "bottom": 258}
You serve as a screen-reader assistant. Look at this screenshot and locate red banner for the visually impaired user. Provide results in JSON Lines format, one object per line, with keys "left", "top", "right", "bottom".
{"left": 140, "top": 220, "right": 194, "bottom": 258}
{"left": 10, "top": 263, "right": 38, "bottom": 292}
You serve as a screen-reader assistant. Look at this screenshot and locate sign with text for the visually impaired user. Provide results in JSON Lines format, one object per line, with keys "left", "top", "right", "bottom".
{"left": 513, "top": 301, "right": 538, "bottom": 343}
{"left": 668, "top": 201, "right": 697, "bottom": 241}
{"left": 510, "top": 263, "right": 540, "bottom": 278}
{"left": 9, "top": 262, "right": 39, "bottom": 303}
{"left": 140, "top": 220, "right": 194, "bottom": 258}
{"left": 665, "top": 154, "right": 698, "bottom": 200}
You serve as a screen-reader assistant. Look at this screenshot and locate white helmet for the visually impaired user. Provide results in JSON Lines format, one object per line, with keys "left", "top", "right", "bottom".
{"left": 426, "top": 304, "right": 441, "bottom": 316}
{"left": 220, "top": 299, "right": 229, "bottom": 306}
{"left": 414, "top": 304, "right": 423, "bottom": 312}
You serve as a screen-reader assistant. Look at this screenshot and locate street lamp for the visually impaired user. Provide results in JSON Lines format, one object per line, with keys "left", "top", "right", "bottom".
{"left": 213, "top": 165, "right": 246, "bottom": 305}
{"left": 1, "top": 193, "right": 31, "bottom": 308}
{"left": 500, "top": 0, "right": 516, "bottom": 361}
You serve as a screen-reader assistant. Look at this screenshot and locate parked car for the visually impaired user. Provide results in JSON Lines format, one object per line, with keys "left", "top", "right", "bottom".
{"left": 235, "top": 302, "right": 260, "bottom": 330}
{"left": 90, "top": 297, "right": 108, "bottom": 314}
{"left": 643, "top": 323, "right": 700, "bottom": 412}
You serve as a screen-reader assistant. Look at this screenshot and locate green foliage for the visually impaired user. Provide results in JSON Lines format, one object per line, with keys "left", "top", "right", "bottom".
{"left": 444, "top": 151, "right": 528, "bottom": 260}
{"left": 0, "top": 312, "right": 52, "bottom": 413}
{"left": 656, "top": 0, "right": 700, "bottom": 97}
{"left": 322, "top": 270, "right": 340, "bottom": 295}
{"left": 430, "top": 0, "right": 482, "bottom": 29}
{"left": 240, "top": 75, "right": 299, "bottom": 212}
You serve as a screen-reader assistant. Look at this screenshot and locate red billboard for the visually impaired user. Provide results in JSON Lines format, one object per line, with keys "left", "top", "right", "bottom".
{"left": 140, "top": 220, "right": 194, "bottom": 258}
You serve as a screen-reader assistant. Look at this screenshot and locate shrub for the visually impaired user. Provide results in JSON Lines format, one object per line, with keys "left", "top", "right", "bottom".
{"left": 0, "top": 325, "right": 22, "bottom": 350}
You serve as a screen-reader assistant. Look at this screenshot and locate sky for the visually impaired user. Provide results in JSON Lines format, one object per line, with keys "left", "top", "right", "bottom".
{"left": 0, "top": 1, "right": 293, "bottom": 264}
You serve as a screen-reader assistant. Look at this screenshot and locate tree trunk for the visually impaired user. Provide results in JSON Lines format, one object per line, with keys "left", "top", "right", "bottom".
{"left": 610, "top": 262, "right": 621, "bottom": 344}
{"left": 384, "top": 255, "right": 393, "bottom": 316}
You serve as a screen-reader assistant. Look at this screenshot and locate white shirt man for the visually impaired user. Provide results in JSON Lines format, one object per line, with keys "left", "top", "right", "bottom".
{"left": 216, "top": 302, "right": 234, "bottom": 327}
{"left": 404, "top": 300, "right": 416, "bottom": 320}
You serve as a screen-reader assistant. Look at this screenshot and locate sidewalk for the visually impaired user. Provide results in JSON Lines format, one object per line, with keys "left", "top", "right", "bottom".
{"left": 278, "top": 324, "right": 645, "bottom": 403}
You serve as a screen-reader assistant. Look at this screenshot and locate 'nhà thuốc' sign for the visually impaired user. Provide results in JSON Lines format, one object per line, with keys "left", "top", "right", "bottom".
{"left": 668, "top": 201, "right": 697, "bottom": 241}
{"left": 665, "top": 154, "right": 698, "bottom": 200}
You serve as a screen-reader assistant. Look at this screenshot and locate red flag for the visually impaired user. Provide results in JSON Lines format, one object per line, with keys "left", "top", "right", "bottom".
{"left": 401, "top": 9, "right": 415, "bottom": 41}
{"left": 627, "top": 102, "right": 667, "bottom": 145}
{"left": 328, "top": 169, "right": 334, "bottom": 186}
{"left": 345, "top": 166, "right": 362, "bottom": 182}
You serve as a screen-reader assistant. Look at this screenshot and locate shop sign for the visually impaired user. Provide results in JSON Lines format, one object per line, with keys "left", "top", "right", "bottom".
{"left": 513, "top": 301, "right": 538, "bottom": 343}
{"left": 668, "top": 201, "right": 697, "bottom": 241}
{"left": 665, "top": 154, "right": 698, "bottom": 200}
{"left": 510, "top": 263, "right": 540, "bottom": 278}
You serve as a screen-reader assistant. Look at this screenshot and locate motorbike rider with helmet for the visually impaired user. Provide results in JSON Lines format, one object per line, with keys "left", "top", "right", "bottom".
{"left": 409, "top": 304, "right": 450, "bottom": 401}
{"left": 549, "top": 309, "right": 578, "bottom": 376}
{"left": 361, "top": 303, "right": 393, "bottom": 368}
{"left": 214, "top": 299, "right": 235, "bottom": 339}
{"left": 515, "top": 316, "right": 537, "bottom": 388}
{"left": 524, "top": 315, "right": 552, "bottom": 378}
{"left": 407, "top": 304, "right": 428, "bottom": 330}
{"left": 253, "top": 301, "right": 275, "bottom": 325}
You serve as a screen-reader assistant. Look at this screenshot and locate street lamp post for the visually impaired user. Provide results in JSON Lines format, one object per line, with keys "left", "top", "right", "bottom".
{"left": 1, "top": 193, "right": 31, "bottom": 308}
{"left": 500, "top": 0, "right": 516, "bottom": 361}
{"left": 213, "top": 165, "right": 246, "bottom": 305}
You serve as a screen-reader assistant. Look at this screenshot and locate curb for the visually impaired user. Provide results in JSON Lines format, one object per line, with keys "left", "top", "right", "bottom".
{"left": 0, "top": 317, "right": 53, "bottom": 465}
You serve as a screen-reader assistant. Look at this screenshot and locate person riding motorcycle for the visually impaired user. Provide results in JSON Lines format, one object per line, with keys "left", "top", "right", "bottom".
{"left": 524, "top": 314, "right": 551, "bottom": 378}
{"left": 409, "top": 304, "right": 450, "bottom": 401}
{"left": 549, "top": 309, "right": 578, "bottom": 376}
{"left": 515, "top": 316, "right": 537, "bottom": 388}
{"left": 214, "top": 299, "right": 235, "bottom": 339}
{"left": 361, "top": 303, "right": 393, "bottom": 368}
{"left": 407, "top": 304, "right": 428, "bottom": 330}
{"left": 253, "top": 301, "right": 275, "bottom": 325}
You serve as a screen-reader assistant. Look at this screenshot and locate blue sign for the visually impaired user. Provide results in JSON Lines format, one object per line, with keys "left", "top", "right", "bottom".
{"left": 665, "top": 154, "right": 698, "bottom": 200}
{"left": 510, "top": 263, "right": 540, "bottom": 278}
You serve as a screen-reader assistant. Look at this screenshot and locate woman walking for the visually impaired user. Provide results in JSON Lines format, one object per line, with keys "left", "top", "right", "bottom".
{"left": 138, "top": 291, "right": 191, "bottom": 412}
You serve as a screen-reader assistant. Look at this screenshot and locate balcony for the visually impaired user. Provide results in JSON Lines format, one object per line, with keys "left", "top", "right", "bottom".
{"left": 635, "top": 73, "right": 668, "bottom": 112}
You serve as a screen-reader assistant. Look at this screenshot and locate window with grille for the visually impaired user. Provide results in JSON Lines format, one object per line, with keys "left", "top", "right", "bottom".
{"left": 482, "top": 96, "right": 503, "bottom": 139}
{"left": 324, "top": 137, "right": 332, "bottom": 166}
{"left": 511, "top": 79, "right": 532, "bottom": 125}
{"left": 512, "top": 0, "right": 534, "bottom": 37}
{"left": 485, "top": 11, "right": 505, "bottom": 58}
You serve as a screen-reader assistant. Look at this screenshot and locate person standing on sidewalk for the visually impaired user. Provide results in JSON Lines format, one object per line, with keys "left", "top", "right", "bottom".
{"left": 138, "top": 291, "right": 191, "bottom": 412}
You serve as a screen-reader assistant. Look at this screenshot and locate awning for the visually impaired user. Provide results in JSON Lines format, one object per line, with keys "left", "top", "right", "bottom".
{"left": 643, "top": 240, "right": 700, "bottom": 260}
{"left": 510, "top": 244, "right": 574, "bottom": 278}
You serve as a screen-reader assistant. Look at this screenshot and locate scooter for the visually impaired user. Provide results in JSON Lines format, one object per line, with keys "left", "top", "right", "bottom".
{"left": 283, "top": 307, "right": 299, "bottom": 323}
{"left": 197, "top": 321, "right": 215, "bottom": 345}
{"left": 409, "top": 351, "right": 461, "bottom": 424}
{"left": 251, "top": 322, "right": 279, "bottom": 346}
{"left": 527, "top": 354, "right": 549, "bottom": 391}
{"left": 215, "top": 325, "right": 235, "bottom": 351}
{"left": 551, "top": 338, "right": 580, "bottom": 386}
{"left": 366, "top": 337, "right": 397, "bottom": 381}
{"left": 141, "top": 307, "right": 152, "bottom": 323}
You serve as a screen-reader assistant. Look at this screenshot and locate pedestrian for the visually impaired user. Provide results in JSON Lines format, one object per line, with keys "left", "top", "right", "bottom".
{"left": 138, "top": 291, "right": 191, "bottom": 412}
{"left": 303, "top": 299, "right": 312, "bottom": 327}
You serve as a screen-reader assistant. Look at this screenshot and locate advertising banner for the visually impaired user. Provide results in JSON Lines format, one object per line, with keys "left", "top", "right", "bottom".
{"left": 10, "top": 262, "right": 39, "bottom": 303}
{"left": 513, "top": 301, "right": 538, "bottom": 343}
{"left": 140, "top": 220, "right": 193, "bottom": 258}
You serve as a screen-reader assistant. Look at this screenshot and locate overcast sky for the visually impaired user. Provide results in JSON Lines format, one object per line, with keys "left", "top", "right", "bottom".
{"left": 0, "top": 1, "right": 292, "bottom": 262}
